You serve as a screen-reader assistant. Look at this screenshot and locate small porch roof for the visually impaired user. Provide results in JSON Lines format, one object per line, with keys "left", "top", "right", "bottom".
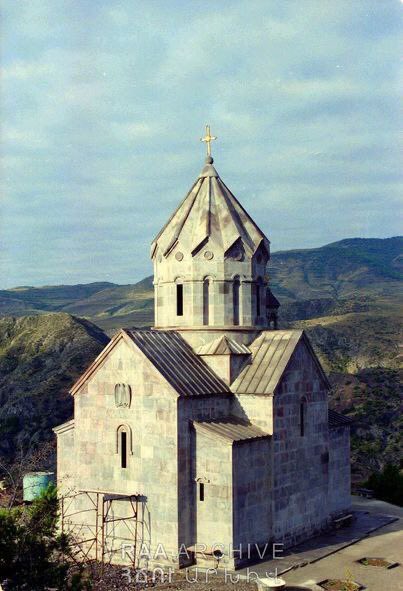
{"left": 193, "top": 417, "right": 270, "bottom": 442}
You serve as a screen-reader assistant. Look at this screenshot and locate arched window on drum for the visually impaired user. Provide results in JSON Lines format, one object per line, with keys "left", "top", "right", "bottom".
{"left": 203, "top": 277, "right": 213, "bottom": 326}
{"left": 233, "top": 275, "right": 240, "bottom": 326}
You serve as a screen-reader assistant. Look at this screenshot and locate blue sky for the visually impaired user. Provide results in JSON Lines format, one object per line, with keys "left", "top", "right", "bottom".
{"left": 1, "top": 0, "right": 401, "bottom": 288}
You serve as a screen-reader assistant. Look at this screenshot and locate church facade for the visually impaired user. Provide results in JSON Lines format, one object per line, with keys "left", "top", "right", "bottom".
{"left": 54, "top": 137, "right": 351, "bottom": 570}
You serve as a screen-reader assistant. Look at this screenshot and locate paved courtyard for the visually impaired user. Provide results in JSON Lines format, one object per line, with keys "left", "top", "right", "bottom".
{"left": 250, "top": 496, "right": 402, "bottom": 591}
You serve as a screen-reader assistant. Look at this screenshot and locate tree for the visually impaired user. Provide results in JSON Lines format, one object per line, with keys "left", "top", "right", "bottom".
{"left": 0, "top": 484, "right": 91, "bottom": 590}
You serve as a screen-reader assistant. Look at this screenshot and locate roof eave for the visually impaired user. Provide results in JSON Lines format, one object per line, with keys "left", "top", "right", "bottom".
{"left": 53, "top": 419, "right": 75, "bottom": 434}
{"left": 301, "top": 331, "right": 331, "bottom": 390}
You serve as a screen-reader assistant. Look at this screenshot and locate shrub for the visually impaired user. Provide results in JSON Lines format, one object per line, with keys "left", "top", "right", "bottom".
{"left": 0, "top": 484, "right": 90, "bottom": 590}
{"left": 366, "top": 464, "right": 403, "bottom": 506}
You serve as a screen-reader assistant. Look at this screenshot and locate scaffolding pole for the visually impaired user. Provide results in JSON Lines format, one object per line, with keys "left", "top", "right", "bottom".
{"left": 60, "top": 489, "right": 140, "bottom": 566}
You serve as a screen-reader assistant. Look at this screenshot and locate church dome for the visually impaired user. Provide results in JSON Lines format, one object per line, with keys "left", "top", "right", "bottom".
{"left": 151, "top": 130, "right": 275, "bottom": 332}
{"left": 151, "top": 156, "right": 270, "bottom": 260}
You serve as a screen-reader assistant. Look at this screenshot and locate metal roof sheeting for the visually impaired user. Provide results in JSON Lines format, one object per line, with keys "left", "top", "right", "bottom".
{"left": 328, "top": 409, "right": 353, "bottom": 428}
{"left": 193, "top": 417, "right": 270, "bottom": 442}
{"left": 125, "top": 329, "right": 230, "bottom": 397}
{"left": 197, "top": 335, "right": 251, "bottom": 356}
{"left": 232, "top": 330, "right": 304, "bottom": 394}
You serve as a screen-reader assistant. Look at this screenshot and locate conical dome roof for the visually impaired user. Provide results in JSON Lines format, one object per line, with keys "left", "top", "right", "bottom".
{"left": 151, "top": 157, "right": 269, "bottom": 259}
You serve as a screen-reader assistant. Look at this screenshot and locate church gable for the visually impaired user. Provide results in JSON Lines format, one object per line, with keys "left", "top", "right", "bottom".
{"left": 70, "top": 331, "right": 179, "bottom": 399}
{"left": 275, "top": 336, "right": 330, "bottom": 398}
{"left": 71, "top": 328, "right": 230, "bottom": 399}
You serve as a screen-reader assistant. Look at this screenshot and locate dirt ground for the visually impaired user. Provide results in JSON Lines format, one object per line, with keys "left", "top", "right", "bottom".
{"left": 75, "top": 564, "right": 256, "bottom": 591}
{"left": 74, "top": 563, "right": 259, "bottom": 590}
{"left": 78, "top": 563, "right": 312, "bottom": 590}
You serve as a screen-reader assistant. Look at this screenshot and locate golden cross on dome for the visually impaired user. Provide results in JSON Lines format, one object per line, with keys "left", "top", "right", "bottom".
{"left": 200, "top": 124, "right": 217, "bottom": 157}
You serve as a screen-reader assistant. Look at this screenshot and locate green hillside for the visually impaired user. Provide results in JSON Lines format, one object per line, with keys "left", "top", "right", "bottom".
{"left": 61, "top": 277, "right": 154, "bottom": 331}
{"left": 270, "top": 236, "right": 402, "bottom": 302}
{"left": 0, "top": 313, "right": 109, "bottom": 464}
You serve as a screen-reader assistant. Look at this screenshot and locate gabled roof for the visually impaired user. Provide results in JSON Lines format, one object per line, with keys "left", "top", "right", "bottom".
{"left": 70, "top": 329, "right": 230, "bottom": 397}
{"left": 328, "top": 409, "right": 353, "bottom": 428}
{"left": 231, "top": 330, "right": 330, "bottom": 395}
{"left": 151, "top": 156, "right": 269, "bottom": 258}
{"left": 196, "top": 335, "right": 251, "bottom": 356}
{"left": 124, "top": 330, "right": 230, "bottom": 397}
{"left": 193, "top": 417, "right": 269, "bottom": 442}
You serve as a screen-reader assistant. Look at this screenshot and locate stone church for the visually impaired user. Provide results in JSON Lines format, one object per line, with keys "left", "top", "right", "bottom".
{"left": 54, "top": 131, "right": 351, "bottom": 570}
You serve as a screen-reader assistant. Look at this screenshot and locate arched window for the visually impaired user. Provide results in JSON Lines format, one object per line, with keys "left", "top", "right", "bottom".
{"left": 121, "top": 431, "right": 127, "bottom": 468}
{"left": 203, "top": 277, "right": 212, "bottom": 326}
{"left": 116, "top": 424, "right": 133, "bottom": 468}
{"left": 233, "top": 276, "right": 240, "bottom": 326}
{"left": 176, "top": 282, "right": 184, "bottom": 316}
{"left": 196, "top": 477, "right": 210, "bottom": 501}
{"left": 300, "top": 398, "right": 307, "bottom": 437}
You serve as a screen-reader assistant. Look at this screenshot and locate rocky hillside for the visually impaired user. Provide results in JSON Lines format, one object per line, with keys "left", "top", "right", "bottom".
{"left": 329, "top": 368, "right": 402, "bottom": 482}
{"left": 292, "top": 311, "right": 401, "bottom": 374}
{"left": 0, "top": 313, "right": 109, "bottom": 464}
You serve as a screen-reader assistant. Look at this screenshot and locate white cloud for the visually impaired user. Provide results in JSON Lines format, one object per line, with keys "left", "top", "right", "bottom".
{"left": 0, "top": 0, "right": 401, "bottom": 287}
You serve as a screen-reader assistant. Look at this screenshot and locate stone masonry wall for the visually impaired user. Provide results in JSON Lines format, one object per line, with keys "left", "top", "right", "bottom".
{"left": 328, "top": 427, "right": 351, "bottom": 515}
{"left": 272, "top": 340, "right": 330, "bottom": 547}
{"left": 55, "top": 423, "right": 75, "bottom": 494}
{"left": 194, "top": 428, "right": 233, "bottom": 562}
{"left": 177, "top": 395, "right": 232, "bottom": 564}
{"left": 232, "top": 394, "right": 274, "bottom": 433}
{"left": 232, "top": 438, "right": 272, "bottom": 560}
{"left": 60, "top": 337, "right": 180, "bottom": 567}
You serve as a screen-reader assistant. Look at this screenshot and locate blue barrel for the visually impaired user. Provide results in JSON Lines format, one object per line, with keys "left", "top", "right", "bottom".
{"left": 23, "top": 471, "right": 55, "bottom": 502}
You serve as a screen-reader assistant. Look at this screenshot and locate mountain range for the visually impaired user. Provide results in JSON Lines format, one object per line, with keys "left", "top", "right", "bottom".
{"left": 2, "top": 236, "right": 402, "bottom": 330}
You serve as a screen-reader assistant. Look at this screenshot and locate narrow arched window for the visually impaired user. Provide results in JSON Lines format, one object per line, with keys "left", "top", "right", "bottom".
{"left": 300, "top": 398, "right": 307, "bottom": 437}
{"left": 176, "top": 283, "right": 183, "bottom": 316}
{"left": 121, "top": 431, "right": 127, "bottom": 468}
{"left": 203, "top": 277, "right": 211, "bottom": 326}
{"left": 233, "top": 276, "right": 240, "bottom": 326}
{"left": 116, "top": 424, "right": 132, "bottom": 468}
